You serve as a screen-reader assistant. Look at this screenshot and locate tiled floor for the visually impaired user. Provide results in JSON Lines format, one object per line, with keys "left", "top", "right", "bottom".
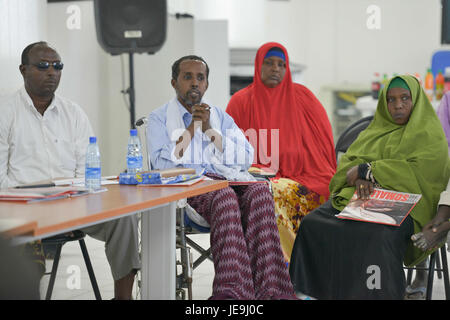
{"left": 39, "top": 233, "right": 214, "bottom": 300}
{"left": 40, "top": 234, "right": 448, "bottom": 300}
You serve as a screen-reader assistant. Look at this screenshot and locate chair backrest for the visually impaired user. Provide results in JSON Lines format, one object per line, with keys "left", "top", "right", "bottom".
{"left": 431, "top": 50, "right": 450, "bottom": 78}
{"left": 335, "top": 115, "right": 374, "bottom": 163}
{"left": 135, "top": 116, "right": 151, "bottom": 171}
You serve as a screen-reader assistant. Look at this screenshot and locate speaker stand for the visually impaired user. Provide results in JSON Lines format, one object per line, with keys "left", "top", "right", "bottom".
{"left": 127, "top": 52, "right": 136, "bottom": 129}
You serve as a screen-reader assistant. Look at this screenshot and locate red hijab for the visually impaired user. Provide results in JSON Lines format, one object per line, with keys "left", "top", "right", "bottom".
{"left": 226, "top": 42, "right": 336, "bottom": 198}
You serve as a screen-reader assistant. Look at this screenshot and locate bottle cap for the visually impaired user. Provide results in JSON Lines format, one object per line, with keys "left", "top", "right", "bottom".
{"left": 89, "top": 136, "right": 97, "bottom": 143}
{"left": 130, "top": 129, "right": 138, "bottom": 136}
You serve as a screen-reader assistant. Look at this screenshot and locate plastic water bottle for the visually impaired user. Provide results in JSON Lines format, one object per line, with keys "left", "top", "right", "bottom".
{"left": 380, "top": 73, "right": 389, "bottom": 90}
{"left": 127, "top": 129, "right": 143, "bottom": 175}
{"left": 425, "top": 68, "right": 434, "bottom": 102}
{"left": 85, "top": 136, "right": 101, "bottom": 190}
{"left": 371, "top": 72, "right": 381, "bottom": 99}
{"left": 436, "top": 70, "right": 445, "bottom": 100}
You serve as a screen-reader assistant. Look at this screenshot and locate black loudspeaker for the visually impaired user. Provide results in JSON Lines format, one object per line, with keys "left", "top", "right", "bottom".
{"left": 94, "top": 0, "right": 167, "bottom": 55}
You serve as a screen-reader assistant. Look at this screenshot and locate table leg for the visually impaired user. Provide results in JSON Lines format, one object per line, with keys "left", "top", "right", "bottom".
{"left": 140, "top": 202, "right": 176, "bottom": 299}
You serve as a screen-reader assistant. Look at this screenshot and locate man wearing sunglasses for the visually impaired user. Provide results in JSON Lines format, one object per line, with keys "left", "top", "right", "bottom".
{"left": 19, "top": 47, "right": 64, "bottom": 116}
{"left": 0, "top": 42, "right": 140, "bottom": 300}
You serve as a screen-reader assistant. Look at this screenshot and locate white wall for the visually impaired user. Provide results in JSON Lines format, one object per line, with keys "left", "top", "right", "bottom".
{"left": 0, "top": 0, "right": 47, "bottom": 96}
{"left": 169, "top": 0, "right": 445, "bottom": 114}
{"left": 333, "top": 0, "right": 441, "bottom": 86}
{"left": 46, "top": 1, "right": 105, "bottom": 141}
{"left": 194, "top": 20, "right": 229, "bottom": 109}
{"left": 168, "top": 0, "right": 266, "bottom": 47}
{"left": 1, "top": 0, "right": 445, "bottom": 106}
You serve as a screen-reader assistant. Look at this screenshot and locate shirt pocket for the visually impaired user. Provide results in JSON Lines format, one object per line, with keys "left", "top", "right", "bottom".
{"left": 57, "top": 138, "right": 77, "bottom": 172}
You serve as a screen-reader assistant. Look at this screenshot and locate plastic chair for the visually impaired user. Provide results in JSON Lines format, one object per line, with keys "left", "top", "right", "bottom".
{"left": 334, "top": 115, "right": 373, "bottom": 162}
{"left": 42, "top": 230, "right": 101, "bottom": 300}
{"left": 135, "top": 116, "right": 212, "bottom": 300}
{"left": 431, "top": 50, "right": 450, "bottom": 78}
{"left": 404, "top": 244, "right": 449, "bottom": 300}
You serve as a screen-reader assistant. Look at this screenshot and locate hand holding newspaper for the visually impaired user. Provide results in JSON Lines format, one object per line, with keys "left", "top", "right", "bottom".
{"left": 336, "top": 188, "right": 422, "bottom": 226}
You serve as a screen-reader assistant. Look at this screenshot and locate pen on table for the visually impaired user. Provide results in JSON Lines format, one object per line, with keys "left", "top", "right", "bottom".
{"left": 15, "top": 183, "right": 56, "bottom": 189}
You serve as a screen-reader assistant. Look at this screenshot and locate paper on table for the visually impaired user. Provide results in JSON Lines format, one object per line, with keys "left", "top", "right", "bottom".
{"left": 137, "top": 176, "right": 206, "bottom": 187}
{"left": 15, "top": 176, "right": 118, "bottom": 188}
{"left": 145, "top": 168, "right": 196, "bottom": 178}
{"left": 228, "top": 180, "right": 269, "bottom": 186}
{"left": 0, "top": 186, "right": 89, "bottom": 202}
{"left": 55, "top": 176, "right": 118, "bottom": 187}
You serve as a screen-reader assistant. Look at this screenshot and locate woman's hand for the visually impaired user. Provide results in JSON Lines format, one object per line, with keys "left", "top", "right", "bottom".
{"left": 346, "top": 166, "right": 359, "bottom": 186}
{"left": 355, "top": 179, "right": 374, "bottom": 200}
{"left": 412, "top": 205, "right": 450, "bottom": 250}
{"left": 347, "top": 166, "right": 374, "bottom": 200}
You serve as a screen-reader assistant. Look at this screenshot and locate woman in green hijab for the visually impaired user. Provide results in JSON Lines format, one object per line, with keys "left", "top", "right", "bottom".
{"left": 289, "top": 75, "right": 450, "bottom": 299}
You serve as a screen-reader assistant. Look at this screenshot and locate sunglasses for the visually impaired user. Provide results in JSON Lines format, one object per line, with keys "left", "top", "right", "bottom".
{"left": 31, "top": 61, "right": 64, "bottom": 71}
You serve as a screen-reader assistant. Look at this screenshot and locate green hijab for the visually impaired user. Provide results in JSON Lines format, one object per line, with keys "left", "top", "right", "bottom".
{"left": 329, "top": 75, "right": 450, "bottom": 266}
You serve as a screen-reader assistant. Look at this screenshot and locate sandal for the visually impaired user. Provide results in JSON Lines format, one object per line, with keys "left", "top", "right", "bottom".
{"left": 405, "top": 285, "right": 426, "bottom": 300}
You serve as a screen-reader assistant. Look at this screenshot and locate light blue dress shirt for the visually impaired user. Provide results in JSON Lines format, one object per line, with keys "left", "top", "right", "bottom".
{"left": 147, "top": 98, "right": 254, "bottom": 174}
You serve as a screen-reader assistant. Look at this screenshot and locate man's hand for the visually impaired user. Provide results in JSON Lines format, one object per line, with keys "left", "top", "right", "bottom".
{"left": 174, "top": 103, "right": 214, "bottom": 159}
{"left": 191, "top": 103, "right": 211, "bottom": 132}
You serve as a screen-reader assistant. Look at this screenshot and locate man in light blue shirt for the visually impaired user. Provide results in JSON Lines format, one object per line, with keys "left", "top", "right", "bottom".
{"left": 147, "top": 55, "right": 254, "bottom": 178}
{"left": 146, "top": 55, "right": 295, "bottom": 300}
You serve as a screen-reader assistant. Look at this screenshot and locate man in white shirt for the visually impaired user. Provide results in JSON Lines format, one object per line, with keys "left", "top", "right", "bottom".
{"left": 0, "top": 42, "right": 140, "bottom": 300}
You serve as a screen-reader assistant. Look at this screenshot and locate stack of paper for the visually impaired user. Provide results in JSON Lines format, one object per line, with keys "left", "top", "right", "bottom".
{"left": 14, "top": 176, "right": 118, "bottom": 188}
{"left": 0, "top": 186, "right": 89, "bottom": 203}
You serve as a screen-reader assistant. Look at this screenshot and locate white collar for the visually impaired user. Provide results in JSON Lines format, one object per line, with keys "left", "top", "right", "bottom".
{"left": 19, "top": 86, "right": 59, "bottom": 115}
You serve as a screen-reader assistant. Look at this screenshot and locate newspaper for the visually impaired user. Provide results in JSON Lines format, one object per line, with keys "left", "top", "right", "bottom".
{"left": 0, "top": 186, "right": 90, "bottom": 203}
{"left": 336, "top": 188, "right": 422, "bottom": 226}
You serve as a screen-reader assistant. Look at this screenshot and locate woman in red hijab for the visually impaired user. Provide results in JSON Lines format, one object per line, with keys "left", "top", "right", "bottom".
{"left": 226, "top": 42, "right": 336, "bottom": 263}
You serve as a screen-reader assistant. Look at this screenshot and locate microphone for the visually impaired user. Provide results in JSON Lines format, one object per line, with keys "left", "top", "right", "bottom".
{"left": 135, "top": 117, "right": 147, "bottom": 127}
